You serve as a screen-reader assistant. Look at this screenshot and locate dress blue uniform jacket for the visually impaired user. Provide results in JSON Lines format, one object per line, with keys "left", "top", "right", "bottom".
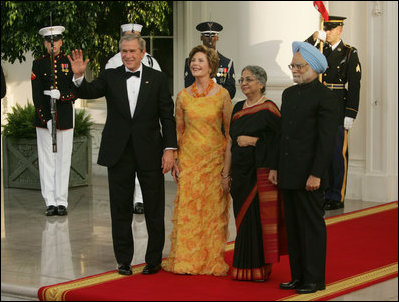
{"left": 31, "top": 53, "right": 78, "bottom": 129}
{"left": 306, "top": 36, "right": 361, "bottom": 124}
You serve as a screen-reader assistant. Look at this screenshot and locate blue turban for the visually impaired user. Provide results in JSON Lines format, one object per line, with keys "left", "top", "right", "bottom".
{"left": 292, "top": 41, "right": 328, "bottom": 74}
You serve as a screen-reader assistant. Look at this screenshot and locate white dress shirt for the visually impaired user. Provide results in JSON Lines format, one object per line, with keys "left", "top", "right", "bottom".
{"left": 125, "top": 64, "right": 142, "bottom": 118}
{"left": 331, "top": 40, "right": 342, "bottom": 51}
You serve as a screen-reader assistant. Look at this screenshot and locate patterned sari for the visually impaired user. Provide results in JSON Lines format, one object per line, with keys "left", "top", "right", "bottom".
{"left": 229, "top": 100, "right": 287, "bottom": 281}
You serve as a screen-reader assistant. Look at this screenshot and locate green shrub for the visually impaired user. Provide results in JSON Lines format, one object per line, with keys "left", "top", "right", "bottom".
{"left": 74, "top": 108, "right": 94, "bottom": 137}
{"left": 1, "top": 103, "right": 94, "bottom": 138}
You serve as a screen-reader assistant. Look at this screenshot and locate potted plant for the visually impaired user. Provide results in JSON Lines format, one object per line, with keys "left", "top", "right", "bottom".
{"left": 2, "top": 103, "right": 94, "bottom": 189}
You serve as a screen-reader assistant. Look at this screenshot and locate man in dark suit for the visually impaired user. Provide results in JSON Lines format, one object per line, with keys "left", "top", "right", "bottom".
{"left": 306, "top": 16, "right": 362, "bottom": 210}
{"left": 68, "top": 33, "right": 177, "bottom": 276}
{"left": 269, "top": 42, "right": 338, "bottom": 294}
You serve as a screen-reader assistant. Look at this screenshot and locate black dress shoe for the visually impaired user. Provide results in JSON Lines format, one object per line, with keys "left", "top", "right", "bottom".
{"left": 142, "top": 263, "right": 162, "bottom": 275}
{"left": 280, "top": 279, "right": 302, "bottom": 290}
{"left": 325, "top": 200, "right": 344, "bottom": 210}
{"left": 45, "top": 205, "right": 58, "bottom": 216}
{"left": 57, "top": 205, "right": 68, "bottom": 216}
{"left": 296, "top": 282, "right": 325, "bottom": 294}
{"left": 118, "top": 264, "right": 132, "bottom": 275}
{"left": 133, "top": 202, "right": 144, "bottom": 214}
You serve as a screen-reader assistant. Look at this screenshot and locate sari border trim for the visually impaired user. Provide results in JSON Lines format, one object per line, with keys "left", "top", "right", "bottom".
{"left": 232, "top": 100, "right": 281, "bottom": 122}
{"left": 231, "top": 264, "right": 272, "bottom": 281}
{"left": 235, "top": 184, "right": 257, "bottom": 232}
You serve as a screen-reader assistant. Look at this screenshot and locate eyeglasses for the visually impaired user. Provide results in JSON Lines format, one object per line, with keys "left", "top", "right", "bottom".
{"left": 238, "top": 77, "right": 256, "bottom": 84}
{"left": 288, "top": 63, "right": 308, "bottom": 70}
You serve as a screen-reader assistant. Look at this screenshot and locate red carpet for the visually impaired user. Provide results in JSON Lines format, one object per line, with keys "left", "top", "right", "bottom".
{"left": 38, "top": 201, "right": 398, "bottom": 301}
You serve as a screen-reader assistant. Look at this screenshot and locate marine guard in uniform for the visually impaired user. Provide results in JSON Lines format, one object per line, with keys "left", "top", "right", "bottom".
{"left": 184, "top": 21, "right": 236, "bottom": 99}
{"left": 31, "top": 25, "right": 78, "bottom": 216}
{"left": 306, "top": 16, "right": 362, "bottom": 210}
{"left": 105, "top": 23, "right": 162, "bottom": 215}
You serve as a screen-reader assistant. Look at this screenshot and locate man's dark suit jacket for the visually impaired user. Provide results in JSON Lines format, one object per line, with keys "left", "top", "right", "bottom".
{"left": 76, "top": 64, "right": 177, "bottom": 170}
{"left": 277, "top": 78, "right": 339, "bottom": 190}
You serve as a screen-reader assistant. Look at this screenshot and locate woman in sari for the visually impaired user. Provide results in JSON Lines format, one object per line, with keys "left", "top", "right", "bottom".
{"left": 228, "top": 65, "right": 286, "bottom": 282}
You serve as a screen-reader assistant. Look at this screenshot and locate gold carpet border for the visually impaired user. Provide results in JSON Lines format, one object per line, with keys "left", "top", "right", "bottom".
{"left": 279, "top": 262, "right": 398, "bottom": 301}
{"left": 325, "top": 202, "right": 397, "bottom": 226}
{"left": 42, "top": 264, "right": 146, "bottom": 301}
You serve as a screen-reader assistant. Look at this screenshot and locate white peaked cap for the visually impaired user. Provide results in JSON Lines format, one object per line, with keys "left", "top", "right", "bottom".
{"left": 39, "top": 26, "right": 65, "bottom": 37}
{"left": 120, "top": 23, "right": 143, "bottom": 33}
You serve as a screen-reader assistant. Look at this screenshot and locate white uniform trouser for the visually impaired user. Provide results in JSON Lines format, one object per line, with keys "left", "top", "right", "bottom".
{"left": 133, "top": 177, "right": 143, "bottom": 204}
{"left": 36, "top": 127, "right": 73, "bottom": 208}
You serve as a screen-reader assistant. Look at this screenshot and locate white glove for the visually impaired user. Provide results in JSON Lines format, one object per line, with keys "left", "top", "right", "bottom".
{"left": 344, "top": 117, "right": 354, "bottom": 130}
{"left": 47, "top": 120, "right": 52, "bottom": 132}
{"left": 212, "top": 77, "right": 217, "bottom": 83}
{"left": 43, "top": 89, "right": 60, "bottom": 100}
{"left": 318, "top": 30, "right": 327, "bottom": 42}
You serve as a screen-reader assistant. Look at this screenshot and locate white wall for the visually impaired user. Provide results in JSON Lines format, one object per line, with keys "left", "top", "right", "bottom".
{"left": 2, "top": 55, "right": 34, "bottom": 124}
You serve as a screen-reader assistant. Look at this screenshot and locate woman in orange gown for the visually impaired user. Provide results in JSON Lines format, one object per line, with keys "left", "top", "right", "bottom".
{"left": 163, "top": 45, "right": 233, "bottom": 276}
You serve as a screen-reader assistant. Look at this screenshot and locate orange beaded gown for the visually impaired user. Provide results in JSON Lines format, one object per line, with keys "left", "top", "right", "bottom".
{"left": 163, "top": 86, "right": 232, "bottom": 276}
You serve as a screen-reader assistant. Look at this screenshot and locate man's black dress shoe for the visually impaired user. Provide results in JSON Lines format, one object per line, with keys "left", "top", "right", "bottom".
{"left": 296, "top": 282, "right": 325, "bottom": 294}
{"left": 133, "top": 202, "right": 144, "bottom": 214}
{"left": 142, "top": 263, "right": 162, "bottom": 275}
{"left": 324, "top": 200, "right": 344, "bottom": 210}
{"left": 118, "top": 264, "right": 132, "bottom": 275}
{"left": 45, "top": 205, "right": 58, "bottom": 216}
{"left": 280, "top": 279, "right": 302, "bottom": 290}
{"left": 57, "top": 205, "right": 68, "bottom": 216}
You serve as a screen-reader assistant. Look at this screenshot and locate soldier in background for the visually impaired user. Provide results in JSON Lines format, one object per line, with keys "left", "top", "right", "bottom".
{"left": 184, "top": 21, "right": 236, "bottom": 99}
{"left": 106, "top": 23, "right": 162, "bottom": 215}
{"left": 306, "top": 16, "right": 362, "bottom": 210}
{"left": 31, "top": 25, "right": 78, "bottom": 216}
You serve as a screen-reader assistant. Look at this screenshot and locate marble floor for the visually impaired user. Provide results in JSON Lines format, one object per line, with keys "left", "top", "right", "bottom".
{"left": 1, "top": 174, "right": 397, "bottom": 301}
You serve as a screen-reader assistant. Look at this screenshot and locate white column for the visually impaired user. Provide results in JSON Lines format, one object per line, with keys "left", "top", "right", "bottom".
{"left": 362, "top": 1, "right": 398, "bottom": 202}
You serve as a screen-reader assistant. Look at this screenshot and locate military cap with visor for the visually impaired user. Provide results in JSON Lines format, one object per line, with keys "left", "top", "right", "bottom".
{"left": 196, "top": 21, "right": 223, "bottom": 37}
{"left": 39, "top": 25, "right": 65, "bottom": 42}
{"left": 323, "top": 16, "right": 346, "bottom": 30}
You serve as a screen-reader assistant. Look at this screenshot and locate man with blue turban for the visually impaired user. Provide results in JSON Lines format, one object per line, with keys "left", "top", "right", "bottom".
{"left": 269, "top": 42, "right": 339, "bottom": 294}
